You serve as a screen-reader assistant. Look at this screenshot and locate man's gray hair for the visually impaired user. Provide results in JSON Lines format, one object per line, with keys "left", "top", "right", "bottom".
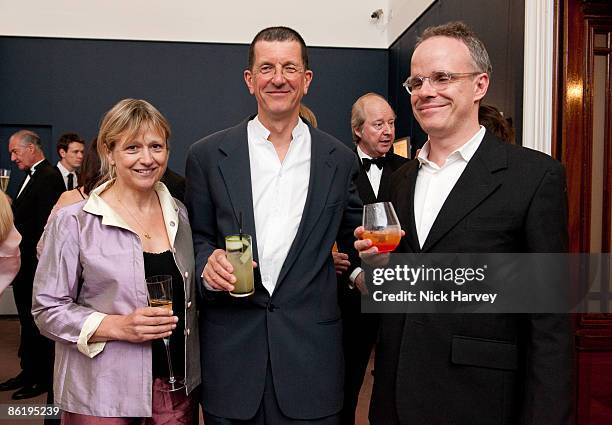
{"left": 351, "top": 92, "right": 394, "bottom": 144}
{"left": 13, "top": 129, "right": 43, "bottom": 153}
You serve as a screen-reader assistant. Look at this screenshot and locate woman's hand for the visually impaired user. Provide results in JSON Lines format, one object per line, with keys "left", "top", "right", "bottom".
{"left": 92, "top": 307, "right": 178, "bottom": 343}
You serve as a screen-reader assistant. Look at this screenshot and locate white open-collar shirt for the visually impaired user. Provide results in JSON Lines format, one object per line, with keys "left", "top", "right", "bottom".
{"left": 414, "top": 126, "right": 485, "bottom": 248}
{"left": 247, "top": 116, "right": 311, "bottom": 295}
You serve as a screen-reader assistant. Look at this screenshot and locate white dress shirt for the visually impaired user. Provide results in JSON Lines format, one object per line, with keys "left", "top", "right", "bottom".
{"left": 248, "top": 116, "right": 311, "bottom": 295}
{"left": 56, "top": 161, "right": 76, "bottom": 190}
{"left": 17, "top": 158, "right": 45, "bottom": 198}
{"left": 356, "top": 145, "right": 384, "bottom": 198}
{"left": 414, "top": 126, "right": 486, "bottom": 248}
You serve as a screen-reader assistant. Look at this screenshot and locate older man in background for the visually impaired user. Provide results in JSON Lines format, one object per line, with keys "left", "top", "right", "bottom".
{"left": 1, "top": 130, "right": 64, "bottom": 400}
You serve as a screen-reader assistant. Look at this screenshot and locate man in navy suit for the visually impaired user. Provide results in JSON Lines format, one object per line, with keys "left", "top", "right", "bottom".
{"left": 186, "top": 27, "right": 362, "bottom": 424}
{"left": 1, "top": 130, "right": 64, "bottom": 400}
{"left": 356, "top": 22, "right": 572, "bottom": 425}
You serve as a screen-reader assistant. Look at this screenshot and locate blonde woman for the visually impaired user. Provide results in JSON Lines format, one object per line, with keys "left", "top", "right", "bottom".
{"left": 33, "top": 99, "right": 200, "bottom": 424}
{"left": 0, "top": 192, "right": 21, "bottom": 294}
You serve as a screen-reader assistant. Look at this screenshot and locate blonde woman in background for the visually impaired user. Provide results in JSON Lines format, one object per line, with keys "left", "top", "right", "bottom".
{"left": 0, "top": 192, "right": 21, "bottom": 294}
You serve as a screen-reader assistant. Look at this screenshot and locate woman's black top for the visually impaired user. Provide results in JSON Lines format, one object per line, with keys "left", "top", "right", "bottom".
{"left": 143, "top": 250, "right": 185, "bottom": 378}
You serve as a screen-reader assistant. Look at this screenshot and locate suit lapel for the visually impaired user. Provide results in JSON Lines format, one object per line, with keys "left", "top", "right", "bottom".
{"left": 356, "top": 165, "right": 376, "bottom": 205}
{"left": 397, "top": 162, "right": 420, "bottom": 253}
{"left": 15, "top": 159, "right": 50, "bottom": 203}
{"left": 217, "top": 121, "right": 259, "bottom": 260}
{"left": 421, "top": 134, "right": 507, "bottom": 252}
{"left": 275, "top": 128, "right": 337, "bottom": 291}
{"left": 14, "top": 175, "right": 30, "bottom": 205}
{"left": 377, "top": 161, "right": 396, "bottom": 202}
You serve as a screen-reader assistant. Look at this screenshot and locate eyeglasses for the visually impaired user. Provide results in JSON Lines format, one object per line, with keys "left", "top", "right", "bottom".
{"left": 256, "top": 64, "right": 304, "bottom": 79}
{"left": 403, "top": 71, "right": 482, "bottom": 94}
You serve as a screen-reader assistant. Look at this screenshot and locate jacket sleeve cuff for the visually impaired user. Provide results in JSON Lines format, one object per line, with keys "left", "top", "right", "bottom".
{"left": 348, "top": 267, "right": 363, "bottom": 289}
{"left": 77, "top": 312, "right": 108, "bottom": 358}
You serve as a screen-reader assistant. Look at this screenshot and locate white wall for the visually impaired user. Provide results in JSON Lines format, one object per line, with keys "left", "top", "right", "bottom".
{"left": 387, "top": 0, "right": 434, "bottom": 45}
{"left": 0, "top": 0, "right": 404, "bottom": 48}
{"left": 0, "top": 0, "right": 436, "bottom": 48}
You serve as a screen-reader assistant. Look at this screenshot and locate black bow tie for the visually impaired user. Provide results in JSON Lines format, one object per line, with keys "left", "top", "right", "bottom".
{"left": 26, "top": 168, "right": 33, "bottom": 177}
{"left": 362, "top": 156, "right": 386, "bottom": 171}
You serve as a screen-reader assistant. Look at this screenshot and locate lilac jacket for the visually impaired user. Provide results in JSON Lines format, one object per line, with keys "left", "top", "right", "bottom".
{"left": 32, "top": 182, "right": 200, "bottom": 417}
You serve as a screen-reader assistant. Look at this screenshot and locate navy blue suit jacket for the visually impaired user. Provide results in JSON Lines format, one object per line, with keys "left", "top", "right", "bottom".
{"left": 186, "top": 118, "right": 362, "bottom": 420}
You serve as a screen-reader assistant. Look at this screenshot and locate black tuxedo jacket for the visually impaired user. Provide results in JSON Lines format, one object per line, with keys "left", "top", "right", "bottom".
{"left": 355, "top": 151, "right": 408, "bottom": 205}
{"left": 370, "top": 133, "right": 572, "bottom": 425}
{"left": 339, "top": 151, "right": 407, "bottom": 301}
{"left": 185, "top": 118, "right": 362, "bottom": 420}
{"left": 13, "top": 160, "right": 65, "bottom": 256}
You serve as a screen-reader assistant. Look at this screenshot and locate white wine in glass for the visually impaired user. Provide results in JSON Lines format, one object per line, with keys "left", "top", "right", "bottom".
{"left": 0, "top": 169, "right": 10, "bottom": 193}
{"left": 145, "top": 275, "right": 185, "bottom": 392}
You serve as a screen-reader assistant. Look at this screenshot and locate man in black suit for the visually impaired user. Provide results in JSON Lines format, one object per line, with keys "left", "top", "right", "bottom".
{"left": 186, "top": 27, "right": 362, "bottom": 424}
{"left": 356, "top": 22, "right": 572, "bottom": 424}
{"left": 55, "top": 132, "right": 84, "bottom": 190}
{"left": 338, "top": 93, "right": 407, "bottom": 425}
{"left": 1, "top": 130, "right": 65, "bottom": 400}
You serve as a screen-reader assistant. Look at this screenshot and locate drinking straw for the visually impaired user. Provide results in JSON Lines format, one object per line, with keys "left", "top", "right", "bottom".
{"left": 239, "top": 212, "right": 244, "bottom": 253}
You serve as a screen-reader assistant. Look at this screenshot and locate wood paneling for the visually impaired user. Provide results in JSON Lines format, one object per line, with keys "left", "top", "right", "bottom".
{"left": 558, "top": 0, "right": 612, "bottom": 423}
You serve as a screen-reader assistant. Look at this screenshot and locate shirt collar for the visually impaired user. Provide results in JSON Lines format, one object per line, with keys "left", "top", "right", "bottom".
{"left": 249, "top": 115, "right": 307, "bottom": 143}
{"left": 356, "top": 144, "right": 386, "bottom": 161}
{"left": 56, "top": 161, "right": 71, "bottom": 177}
{"left": 83, "top": 180, "right": 180, "bottom": 247}
{"left": 29, "top": 158, "right": 45, "bottom": 174}
{"left": 417, "top": 126, "right": 486, "bottom": 168}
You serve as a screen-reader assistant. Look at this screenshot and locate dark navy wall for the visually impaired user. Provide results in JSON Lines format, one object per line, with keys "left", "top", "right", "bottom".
{"left": 388, "top": 0, "right": 525, "bottom": 153}
{"left": 0, "top": 36, "right": 388, "bottom": 195}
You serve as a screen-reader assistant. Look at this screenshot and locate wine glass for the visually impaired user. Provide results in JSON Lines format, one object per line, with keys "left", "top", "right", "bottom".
{"left": 145, "top": 275, "right": 185, "bottom": 392}
{"left": 362, "top": 202, "right": 402, "bottom": 253}
{"left": 0, "top": 168, "right": 10, "bottom": 193}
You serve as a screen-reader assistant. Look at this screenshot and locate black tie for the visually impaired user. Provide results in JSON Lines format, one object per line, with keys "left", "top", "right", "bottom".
{"left": 26, "top": 168, "right": 33, "bottom": 176}
{"left": 67, "top": 173, "right": 74, "bottom": 190}
{"left": 362, "top": 156, "right": 386, "bottom": 172}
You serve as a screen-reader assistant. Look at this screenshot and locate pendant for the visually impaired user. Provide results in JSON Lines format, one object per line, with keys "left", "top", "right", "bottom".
{"left": 144, "top": 233, "right": 152, "bottom": 239}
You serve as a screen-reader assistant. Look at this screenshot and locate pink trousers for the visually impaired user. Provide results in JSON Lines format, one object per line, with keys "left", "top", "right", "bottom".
{"left": 61, "top": 378, "right": 197, "bottom": 425}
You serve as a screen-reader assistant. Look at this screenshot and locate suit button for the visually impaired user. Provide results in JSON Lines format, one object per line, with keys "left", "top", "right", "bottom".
{"left": 184, "top": 328, "right": 190, "bottom": 336}
{"left": 267, "top": 303, "right": 277, "bottom": 312}
{"left": 187, "top": 301, "right": 192, "bottom": 309}
{"left": 184, "top": 271, "right": 189, "bottom": 278}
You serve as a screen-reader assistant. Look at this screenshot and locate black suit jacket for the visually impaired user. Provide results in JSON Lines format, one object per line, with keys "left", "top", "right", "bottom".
{"left": 161, "top": 167, "right": 186, "bottom": 202}
{"left": 13, "top": 160, "right": 65, "bottom": 256}
{"left": 339, "top": 151, "right": 407, "bottom": 302}
{"left": 370, "top": 134, "right": 572, "bottom": 425}
{"left": 355, "top": 151, "right": 408, "bottom": 205}
{"left": 185, "top": 118, "right": 362, "bottom": 420}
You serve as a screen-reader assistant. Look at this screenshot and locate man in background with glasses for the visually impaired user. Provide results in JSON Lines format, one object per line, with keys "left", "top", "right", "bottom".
{"left": 186, "top": 26, "right": 362, "bottom": 424}
{"left": 355, "top": 22, "right": 572, "bottom": 425}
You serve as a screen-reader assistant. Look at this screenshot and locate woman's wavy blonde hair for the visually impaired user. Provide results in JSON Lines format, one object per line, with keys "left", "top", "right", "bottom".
{"left": 0, "top": 193, "right": 14, "bottom": 243}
